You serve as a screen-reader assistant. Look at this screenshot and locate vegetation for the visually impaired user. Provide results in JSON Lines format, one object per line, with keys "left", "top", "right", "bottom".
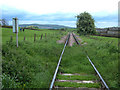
{"left": 76, "top": 12, "right": 96, "bottom": 35}
{"left": 55, "top": 82, "right": 100, "bottom": 88}
{"left": 26, "top": 25, "right": 39, "bottom": 29}
{"left": 79, "top": 35, "right": 119, "bottom": 89}
{"left": 57, "top": 45, "right": 100, "bottom": 88}
{"left": 2, "top": 28, "right": 67, "bottom": 88}
{"left": 1, "top": 27, "right": 119, "bottom": 89}
{"left": 56, "top": 32, "right": 118, "bottom": 89}
{"left": 0, "top": 19, "right": 9, "bottom": 26}
{"left": 57, "top": 74, "right": 98, "bottom": 80}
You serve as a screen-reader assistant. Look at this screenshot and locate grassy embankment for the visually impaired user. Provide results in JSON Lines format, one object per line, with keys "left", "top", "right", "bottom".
{"left": 55, "top": 33, "right": 119, "bottom": 89}
{"left": 55, "top": 44, "right": 101, "bottom": 88}
{"left": 80, "top": 35, "right": 119, "bottom": 89}
{"left": 1, "top": 28, "right": 119, "bottom": 89}
{"left": 2, "top": 28, "right": 67, "bottom": 88}
{"left": 54, "top": 33, "right": 118, "bottom": 89}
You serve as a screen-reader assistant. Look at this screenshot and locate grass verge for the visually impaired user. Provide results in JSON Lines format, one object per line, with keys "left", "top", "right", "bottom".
{"left": 57, "top": 74, "right": 98, "bottom": 80}
{"left": 55, "top": 81, "right": 101, "bottom": 88}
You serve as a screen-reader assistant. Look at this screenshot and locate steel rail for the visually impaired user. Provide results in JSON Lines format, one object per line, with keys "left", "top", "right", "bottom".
{"left": 87, "top": 56, "right": 110, "bottom": 90}
{"left": 72, "top": 33, "right": 80, "bottom": 45}
{"left": 49, "top": 33, "right": 70, "bottom": 90}
{"left": 72, "top": 33, "right": 110, "bottom": 90}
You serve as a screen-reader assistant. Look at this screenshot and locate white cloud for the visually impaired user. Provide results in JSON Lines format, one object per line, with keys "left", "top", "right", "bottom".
{"left": 1, "top": 0, "right": 119, "bottom": 28}
{"left": 95, "top": 21, "right": 118, "bottom": 28}
{"left": 1, "top": 0, "right": 119, "bottom": 15}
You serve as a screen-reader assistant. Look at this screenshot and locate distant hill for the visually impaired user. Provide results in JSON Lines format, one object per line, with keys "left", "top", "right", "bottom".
{"left": 19, "top": 24, "right": 74, "bottom": 29}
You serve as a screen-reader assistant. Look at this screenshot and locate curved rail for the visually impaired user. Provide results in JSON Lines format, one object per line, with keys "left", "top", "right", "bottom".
{"left": 49, "top": 33, "right": 70, "bottom": 90}
{"left": 72, "top": 33, "right": 110, "bottom": 90}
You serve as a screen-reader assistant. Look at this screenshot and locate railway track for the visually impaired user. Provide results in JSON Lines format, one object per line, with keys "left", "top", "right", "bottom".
{"left": 49, "top": 33, "right": 109, "bottom": 90}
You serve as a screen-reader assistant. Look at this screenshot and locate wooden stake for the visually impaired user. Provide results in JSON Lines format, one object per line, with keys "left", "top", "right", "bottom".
{"left": 41, "top": 34, "right": 43, "bottom": 40}
{"left": 24, "top": 36, "right": 25, "bottom": 41}
{"left": 34, "top": 34, "right": 36, "bottom": 42}
{"left": 45, "top": 33, "right": 46, "bottom": 38}
{"left": 10, "top": 36, "right": 13, "bottom": 42}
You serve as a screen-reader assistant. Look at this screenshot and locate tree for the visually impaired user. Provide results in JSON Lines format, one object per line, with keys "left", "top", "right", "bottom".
{"left": 76, "top": 12, "right": 96, "bottom": 35}
{"left": 1, "top": 19, "right": 8, "bottom": 26}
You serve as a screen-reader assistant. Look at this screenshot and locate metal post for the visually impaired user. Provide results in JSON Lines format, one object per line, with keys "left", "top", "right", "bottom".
{"left": 15, "top": 18, "right": 18, "bottom": 47}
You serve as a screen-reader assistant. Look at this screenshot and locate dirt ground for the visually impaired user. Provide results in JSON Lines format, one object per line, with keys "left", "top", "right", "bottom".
{"left": 68, "top": 33, "right": 76, "bottom": 46}
{"left": 57, "top": 33, "right": 87, "bottom": 46}
{"left": 57, "top": 34, "right": 68, "bottom": 44}
{"left": 73, "top": 33, "right": 87, "bottom": 45}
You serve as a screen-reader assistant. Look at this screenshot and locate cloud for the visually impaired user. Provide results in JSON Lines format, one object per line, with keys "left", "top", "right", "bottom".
{"left": 95, "top": 21, "right": 118, "bottom": 28}
{"left": 1, "top": 6, "right": 76, "bottom": 21}
{"left": 1, "top": 7, "right": 30, "bottom": 20}
{"left": 1, "top": 6, "right": 118, "bottom": 28}
{"left": 1, "top": 0, "right": 119, "bottom": 15}
{"left": 94, "top": 14, "right": 118, "bottom": 22}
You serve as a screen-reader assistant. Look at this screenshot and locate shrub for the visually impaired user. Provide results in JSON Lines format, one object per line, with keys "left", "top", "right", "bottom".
{"left": 76, "top": 12, "right": 96, "bottom": 35}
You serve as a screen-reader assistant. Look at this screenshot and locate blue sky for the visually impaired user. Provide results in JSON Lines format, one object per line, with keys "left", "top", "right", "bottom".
{"left": 1, "top": 0, "right": 119, "bottom": 28}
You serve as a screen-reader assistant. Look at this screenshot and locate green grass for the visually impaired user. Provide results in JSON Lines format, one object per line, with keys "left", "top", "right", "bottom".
{"left": 2, "top": 28, "right": 67, "bottom": 88}
{"left": 57, "top": 74, "right": 98, "bottom": 80}
{"left": 1, "top": 28, "right": 119, "bottom": 89}
{"left": 57, "top": 45, "right": 100, "bottom": 88}
{"left": 2, "top": 28, "right": 65, "bottom": 44}
{"left": 59, "top": 46, "right": 95, "bottom": 74}
{"left": 79, "top": 35, "right": 119, "bottom": 89}
{"left": 55, "top": 81, "right": 101, "bottom": 88}
{"left": 57, "top": 34, "right": 119, "bottom": 89}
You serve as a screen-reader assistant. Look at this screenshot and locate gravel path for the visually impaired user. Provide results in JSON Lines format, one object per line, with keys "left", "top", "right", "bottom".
{"left": 69, "top": 33, "right": 76, "bottom": 46}
{"left": 57, "top": 34, "right": 68, "bottom": 44}
{"left": 73, "top": 33, "right": 87, "bottom": 45}
{"left": 57, "top": 33, "right": 87, "bottom": 46}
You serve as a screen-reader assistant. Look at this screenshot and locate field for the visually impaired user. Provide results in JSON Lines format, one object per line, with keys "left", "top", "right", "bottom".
{"left": 2, "top": 28, "right": 67, "bottom": 88}
{"left": 1, "top": 28, "right": 119, "bottom": 89}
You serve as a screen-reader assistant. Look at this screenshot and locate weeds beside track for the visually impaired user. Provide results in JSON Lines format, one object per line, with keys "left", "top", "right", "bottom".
{"left": 50, "top": 32, "right": 109, "bottom": 90}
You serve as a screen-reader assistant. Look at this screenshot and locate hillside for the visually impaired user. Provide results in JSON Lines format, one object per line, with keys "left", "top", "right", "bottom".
{"left": 19, "top": 24, "right": 73, "bottom": 29}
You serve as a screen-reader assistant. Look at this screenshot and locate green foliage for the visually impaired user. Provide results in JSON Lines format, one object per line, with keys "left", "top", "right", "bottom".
{"left": 55, "top": 82, "right": 100, "bottom": 88}
{"left": 58, "top": 34, "right": 118, "bottom": 88}
{"left": 1, "top": 28, "right": 119, "bottom": 89}
{"left": 79, "top": 35, "right": 119, "bottom": 89}
{"left": 76, "top": 12, "right": 96, "bottom": 35}
{"left": 2, "top": 40, "right": 63, "bottom": 88}
{"left": 57, "top": 74, "right": 97, "bottom": 80}
{"left": 60, "top": 46, "right": 95, "bottom": 74}
{"left": 2, "top": 28, "right": 67, "bottom": 88}
{"left": 2, "top": 73, "right": 21, "bottom": 88}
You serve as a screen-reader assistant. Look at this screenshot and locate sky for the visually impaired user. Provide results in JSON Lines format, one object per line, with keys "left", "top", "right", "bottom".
{"left": 1, "top": 0, "right": 119, "bottom": 28}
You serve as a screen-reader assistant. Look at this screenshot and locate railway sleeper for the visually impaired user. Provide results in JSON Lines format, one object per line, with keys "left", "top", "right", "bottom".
{"left": 54, "top": 73, "right": 101, "bottom": 89}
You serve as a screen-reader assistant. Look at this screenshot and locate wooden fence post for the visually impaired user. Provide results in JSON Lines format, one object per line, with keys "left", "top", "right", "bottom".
{"left": 41, "top": 34, "right": 43, "bottom": 40}
{"left": 45, "top": 33, "right": 46, "bottom": 38}
{"left": 24, "top": 36, "right": 25, "bottom": 41}
{"left": 34, "top": 34, "right": 36, "bottom": 42}
{"left": 10, "top": 36, "right": 13, "bottom": 42}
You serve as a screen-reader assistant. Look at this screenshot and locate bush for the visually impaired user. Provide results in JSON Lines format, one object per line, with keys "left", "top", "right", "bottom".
{"left": 2, "top": 73, "right": 21, "bottom": 88}
{"left": 2, "top": 39, "right": 63, "bottom": 88}
{"left": 76, "top": 12, "right": 96, "bottom": 35}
